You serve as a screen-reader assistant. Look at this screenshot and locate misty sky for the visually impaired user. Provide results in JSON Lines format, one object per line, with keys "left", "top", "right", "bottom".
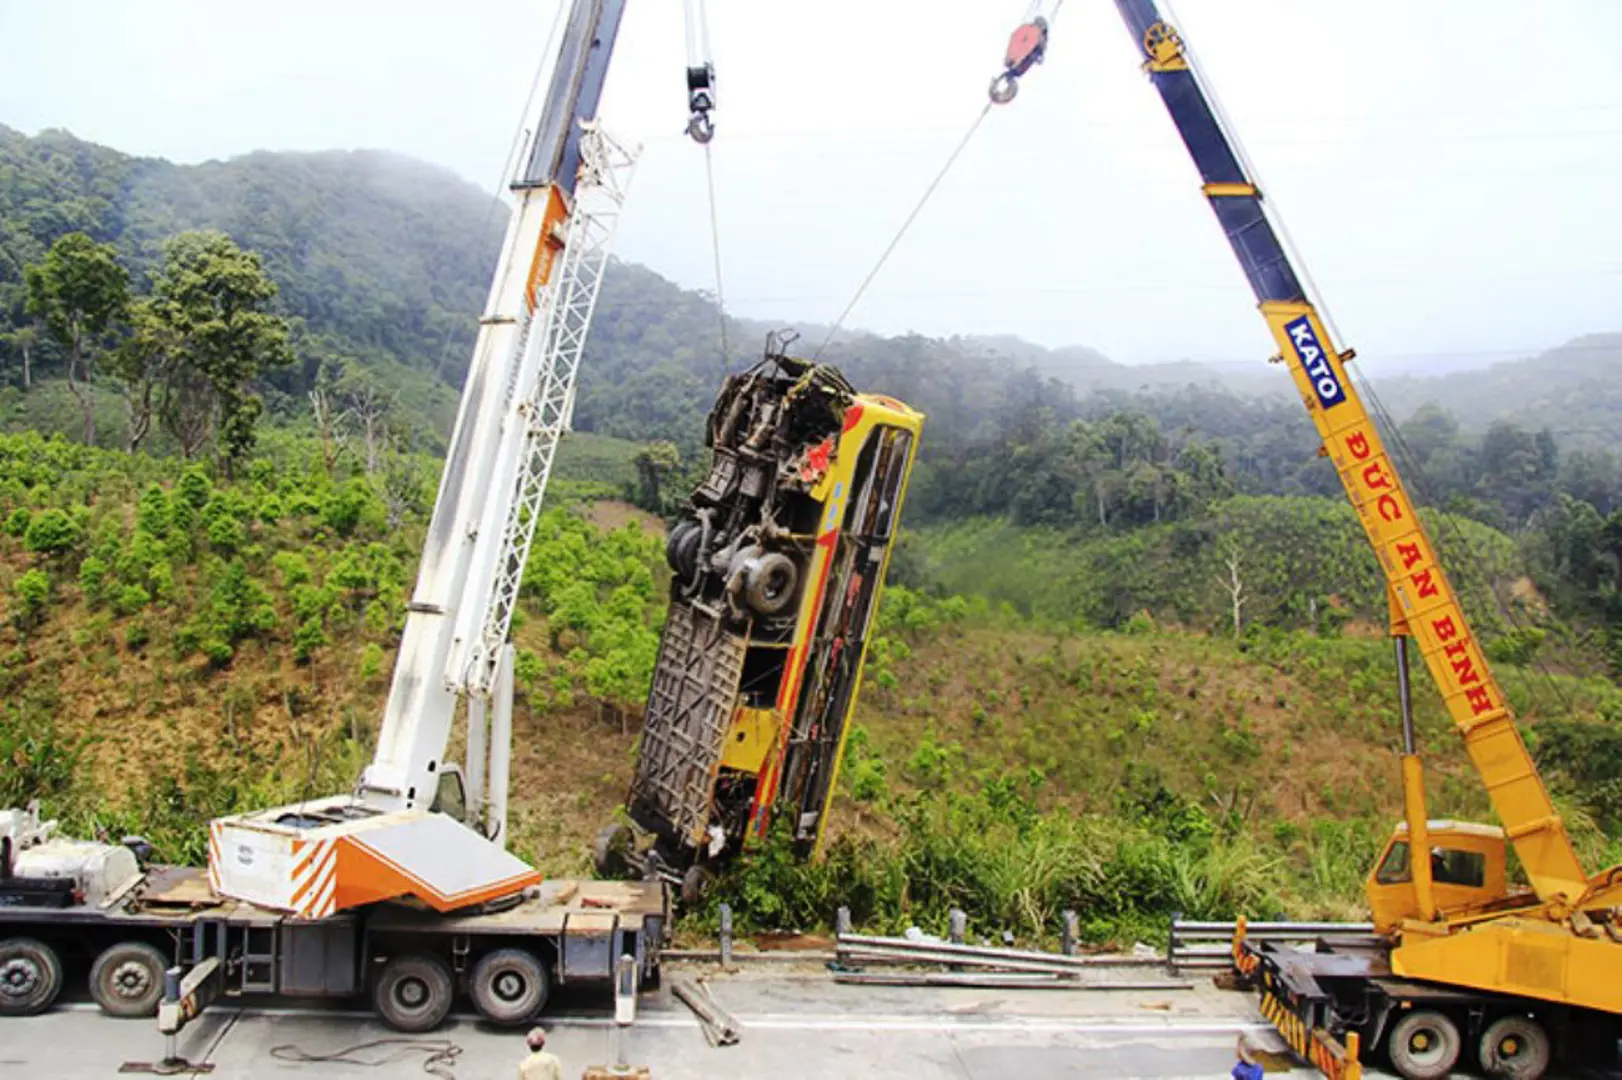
{"left": 2, "top": 0, "right": 1620, "bottom": 376}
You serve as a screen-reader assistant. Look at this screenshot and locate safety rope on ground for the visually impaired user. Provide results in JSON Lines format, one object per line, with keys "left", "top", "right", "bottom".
{"left": 812, "top": 102, "right": 994, "bottom": 361}
{"left": 269, "top": 1037, "right": 465, "bottom": 1080}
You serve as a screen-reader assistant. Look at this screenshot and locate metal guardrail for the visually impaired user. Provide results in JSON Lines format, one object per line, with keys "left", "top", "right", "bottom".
{"left": 1167, "top": 917, "right": 1375, "bottom": 973}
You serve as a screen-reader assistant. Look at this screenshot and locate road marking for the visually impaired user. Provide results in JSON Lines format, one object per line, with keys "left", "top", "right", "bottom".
{"left": 49, "top": 1002, "right": 1271, "bottom": 1037}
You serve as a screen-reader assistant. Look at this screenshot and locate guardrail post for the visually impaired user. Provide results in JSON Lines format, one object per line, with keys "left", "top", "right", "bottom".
{"left": 718, "top": 903, "right": 733, "bottom": 967}
{"left": 1061, "top": 910, "right": 1078, "bottom": 957}
{"left": 948, "top": 909, "right": 966, "bottom": 945}
{"left": 1168, "top": 910, "right": 1182, "bottom": 975}
{"left": 836, "top": 906, "right": 852, "bottom": 938}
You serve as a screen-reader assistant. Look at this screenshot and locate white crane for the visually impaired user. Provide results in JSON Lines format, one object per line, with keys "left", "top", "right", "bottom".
{"left": 209, "top": 0, "right": 716, "bottom": 917}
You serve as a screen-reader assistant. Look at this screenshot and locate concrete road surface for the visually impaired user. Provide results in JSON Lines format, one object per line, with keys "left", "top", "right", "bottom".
{"left": 3, "top": 964, "right": 1617, "bottom": 1079}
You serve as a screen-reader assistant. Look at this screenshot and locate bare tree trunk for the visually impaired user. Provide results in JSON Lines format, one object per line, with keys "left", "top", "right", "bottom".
{"left": 64, "top": 336, "right": 95, "bottom": 446}
{"left": 1216, "top": 542, "right": 1245, "bottom": 639}
{"left": 20, "top": 340, "right": 31, "bottom": 390}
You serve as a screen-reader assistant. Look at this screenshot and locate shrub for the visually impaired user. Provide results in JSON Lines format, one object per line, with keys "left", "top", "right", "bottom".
{"left": 124, "top": 619, "right": 150, "bottom": 650}
{"left": 178, "top": 465, "right": 212, "bottom": 509}
{"left": 113, "top": 583, "right": 151, "bottom": 616}
{"left": 1485, "top": 626, "right": 1547, "bottom": 666}
{"left": 12, "top": 569, "right": 49, "bottom": 630}
{"left": 292, "top": 615, "right": 329, "bottom": 663}
{"left": 4, "top": 507, "right": 30, "bottom": 537}
{"left": 272, "top": 551, "right": 313, "bottom": 589}
{"left": 78, "top": 555, "right": 110, "bottom": 605}
{"left": 24, "top": 509, "right": 81, "bottom": 556}
{"left": 0, "top": 703, "right": 86, "bottom": 805}
{"left": 207, "top": 513, "right": 247, "bottom": 555}
{"left": 137, "top": 484, "right": 171, "bottom": 537}
{"left": 359, "top": 642, "right": 386, "bottom": 681}
{"left": 209, "top": 559, "right": 277, "bottom": 644}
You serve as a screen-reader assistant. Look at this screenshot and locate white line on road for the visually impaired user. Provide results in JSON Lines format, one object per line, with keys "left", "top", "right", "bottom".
{"left": 49, "top": 1002, "right": 1271, "bottom": 1036}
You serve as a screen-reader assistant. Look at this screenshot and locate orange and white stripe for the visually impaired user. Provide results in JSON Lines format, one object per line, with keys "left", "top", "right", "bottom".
{"left": 288, "top": 837, "right": 339, "bottom": 919}
{"left": 206, "top": 822, "right": 223, "bottom": 894}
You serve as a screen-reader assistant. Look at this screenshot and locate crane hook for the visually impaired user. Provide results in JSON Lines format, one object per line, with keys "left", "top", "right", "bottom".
{"left": 990, "top": 15, "right": 1050, "bottom": 105}
{"left": 686, "top": 62, "right": 717, "bottom": 144}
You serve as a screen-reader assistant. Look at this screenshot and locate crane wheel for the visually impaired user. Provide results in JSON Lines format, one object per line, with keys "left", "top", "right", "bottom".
{"left": 0, "top": 937, "right": 63, "bottom": 1017}
{"left": 1479, "top": 1015, "right": 1551, "bottom": 1080}
{"left": 373, "top": 953, "right": 454, "bottom": 1033}
{"left": 89, "top": 940, "right": 167, "bottom": 1018}
{"left": 1387, "top": 1009, "right": 1461, "bottom": 1079}
{"left": 470, "top": 948, "right": 550, "bottom": 1026}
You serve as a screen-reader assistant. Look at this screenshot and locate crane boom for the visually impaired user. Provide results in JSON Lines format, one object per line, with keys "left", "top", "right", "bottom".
{"left": 209, "top": 0, "right": 656, "bottom": 918}
{"left": 1106, "top": 0, "right": 1589, "bottom": 905}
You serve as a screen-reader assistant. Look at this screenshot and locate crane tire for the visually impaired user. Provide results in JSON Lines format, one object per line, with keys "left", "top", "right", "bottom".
{"left": 469, "top": 948, "right": 549, "bottom": 1027}
{"left": 373, "top": 953, "right": 454, "bottom": 1033}
{"left": 0, "top": 937, "right": 64, "bottom": 1017}
{"left": 1479, "top": 1015, "right": 1551, "bottom": 1080}
{"left": 89, "top": 940, "right": 167, "bottom": 1018}
{"left": 1387, "top": 1009, "right": 1461, "bottom": 1079}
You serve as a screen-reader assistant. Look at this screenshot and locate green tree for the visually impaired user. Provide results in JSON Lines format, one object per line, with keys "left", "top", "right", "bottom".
{"left": 147, "top": 231, "right": 294, "bottom": 471}
{"left": 106, "top": 298, "right": 180, "bottom": 452}
{"left": 632, "top": 440, "right": 682, "bottom": 512}
{"left": 23, "top": 232, "right": 129, "bottom": 445}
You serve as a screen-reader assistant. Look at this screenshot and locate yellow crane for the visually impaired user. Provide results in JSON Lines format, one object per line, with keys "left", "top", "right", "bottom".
{"left": 993, "top": 3, "right": 1622, "bottom": 1077}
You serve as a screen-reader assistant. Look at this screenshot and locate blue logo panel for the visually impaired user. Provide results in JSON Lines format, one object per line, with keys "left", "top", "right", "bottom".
{"left": 1284, "top": 315, "right": 1346, "bottom": 410}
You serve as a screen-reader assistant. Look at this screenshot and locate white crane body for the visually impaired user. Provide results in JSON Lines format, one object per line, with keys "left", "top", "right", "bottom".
{"left": 209, "top": 0, "right": 645, "bottom": 917}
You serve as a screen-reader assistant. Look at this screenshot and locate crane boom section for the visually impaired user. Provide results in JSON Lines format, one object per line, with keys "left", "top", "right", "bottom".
{"left": 364, "top": 0, "right": 631, "bottom": 811}
{"left": 1110, "top": 0, "right": 1587, "bottom": 902}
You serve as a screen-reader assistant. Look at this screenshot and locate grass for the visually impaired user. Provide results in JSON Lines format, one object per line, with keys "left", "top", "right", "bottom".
{"left": 2, "top": 433, "right": 1617, "bottom": 947}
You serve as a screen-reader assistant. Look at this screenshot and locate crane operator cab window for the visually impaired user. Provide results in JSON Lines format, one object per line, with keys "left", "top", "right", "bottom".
{"left": 1367, "top": 823, "right": 1507, "bottom": 928}
{"left": 1375, "top": 842, "right": 1486, "bottom": 888}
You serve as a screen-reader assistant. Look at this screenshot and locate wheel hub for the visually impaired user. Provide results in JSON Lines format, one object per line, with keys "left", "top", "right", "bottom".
{"left": 495, "top": 971, "right": 526, "bottom": 1002}
{"left": 1, "top": 959, "right": 40, "bottom": 997}
{"left": 1500, "top": 1036, "right": 1520, "bottom": 1056}
{"left": 113, "top": 960, "right": 153, "bottom": 998}
{"left": 397, "top": 977, "right": 428, "bottom": 1008}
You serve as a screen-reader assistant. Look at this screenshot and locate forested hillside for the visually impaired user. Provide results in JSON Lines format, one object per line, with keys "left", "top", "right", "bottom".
{"left": 3, "top": 123, "right": 1622, "bottom": 941}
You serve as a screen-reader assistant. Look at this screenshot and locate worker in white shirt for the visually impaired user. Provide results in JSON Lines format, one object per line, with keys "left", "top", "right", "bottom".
{"left": 519, "top": 1027, "right": 563, "bottom": 1080}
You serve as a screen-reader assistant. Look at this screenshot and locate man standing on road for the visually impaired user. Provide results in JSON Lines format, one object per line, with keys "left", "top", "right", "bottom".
{"left": 520, "top": 1027, "right": 563, "bottom": 1080}
{"left": 1231, "top": 1035, "right": 1263, "bottom": 1080}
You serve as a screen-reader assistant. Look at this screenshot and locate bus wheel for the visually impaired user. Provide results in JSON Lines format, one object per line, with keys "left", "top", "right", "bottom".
{"left": 1479, "top": 1015, "right": 1551, "bottom": 1080}
{"left": 1387, "top": 1009, "right": 1461, "bottom": 1079}
{"left": 470, "top": 948, "right": 549, "bottom": 1026}
{"left": 0, "top": 938, "right": 63, "bottom": 1017}
{"left": 374, "top": 954, "right": 453, "bottom": 1033}
{"left": 90, "top": 940, "right": 167, "bottom": 1017}
{"left": 594, "top": 822, "right": 634, "bottom": 878}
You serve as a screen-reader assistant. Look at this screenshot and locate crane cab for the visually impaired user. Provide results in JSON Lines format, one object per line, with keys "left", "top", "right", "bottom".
{"left": 1366, "top": 819, "right": 1510, "bottom": 931}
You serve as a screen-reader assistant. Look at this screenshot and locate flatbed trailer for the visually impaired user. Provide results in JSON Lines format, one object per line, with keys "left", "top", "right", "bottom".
{"left": 1, "top": 863, "right": 667, "bottom": 1032}
{"left": 1233, "top": 925, "right": 1621, "bottom": 1079}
